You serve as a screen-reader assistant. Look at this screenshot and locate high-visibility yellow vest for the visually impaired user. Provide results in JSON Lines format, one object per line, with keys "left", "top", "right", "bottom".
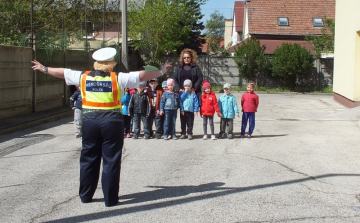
{"left": 80, "top": 71, "right": 121, "bottom": 110}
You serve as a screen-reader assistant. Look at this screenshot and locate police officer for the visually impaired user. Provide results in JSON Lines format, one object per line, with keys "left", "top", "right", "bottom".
{"left": 31, "top": 47, "right": 172, "bottom": 207}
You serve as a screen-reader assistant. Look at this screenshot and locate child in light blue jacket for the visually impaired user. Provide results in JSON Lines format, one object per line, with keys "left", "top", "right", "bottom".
{"left": 218, "top": 83, "right": 240, "bottom": 139}
{"left": 180, "top": 79, "right": 199, "bottom": 140}
{"left": 121, "top": 88, "right": 132, "bottom": 138}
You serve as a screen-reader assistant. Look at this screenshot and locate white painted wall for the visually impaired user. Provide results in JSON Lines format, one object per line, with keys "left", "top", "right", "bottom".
{"left": 333, "top": 0, "right": 360, "bottom": 101}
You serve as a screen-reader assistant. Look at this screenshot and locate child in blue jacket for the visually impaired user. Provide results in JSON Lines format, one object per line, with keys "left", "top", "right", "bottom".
{"left": 121, "top": 88, "right": 131, "bottom": 138}
{"left": 179, "top": 79, "right": 199, "bottom": 140}
{"left": 159, "top": 78, "right": 184, "bottom": 140}
{"left": 218, "top": 83, "right": 240, "bottom": 139}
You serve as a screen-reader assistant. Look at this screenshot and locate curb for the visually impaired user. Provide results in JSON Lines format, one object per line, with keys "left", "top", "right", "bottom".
{"left": 0, "top": 110, "right": 73, "bottom": 136}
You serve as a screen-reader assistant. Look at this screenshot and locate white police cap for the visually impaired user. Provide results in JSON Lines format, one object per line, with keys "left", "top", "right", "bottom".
{"left": 92, "top": 47, "right": 116, "bottom": 62}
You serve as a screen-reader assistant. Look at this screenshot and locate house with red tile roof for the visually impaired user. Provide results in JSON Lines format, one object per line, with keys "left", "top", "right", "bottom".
{"left": 201, "top": 37, "right": 225, "bottom": 54}
{"left": 229, "top": 0, "right": 335, "bottom": 55}
{"left": 231, "top": 1, "right": 245, "bottom": 46}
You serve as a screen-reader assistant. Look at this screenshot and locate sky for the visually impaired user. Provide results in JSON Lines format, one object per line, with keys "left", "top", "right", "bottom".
{"left": 200, "top": 0, "right": 240, "bottom": 24}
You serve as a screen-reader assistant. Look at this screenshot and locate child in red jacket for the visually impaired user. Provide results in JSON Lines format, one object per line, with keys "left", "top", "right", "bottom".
{"left": 200, "top": 80, "right": 222, "bottom": 140}
{"left": 241, "top": 81, "right": 259, "bottom": 138}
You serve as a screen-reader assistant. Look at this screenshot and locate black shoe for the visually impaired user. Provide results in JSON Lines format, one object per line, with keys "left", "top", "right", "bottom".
{"left": 81, "top": 198, "right": 92, "bottom": 203}
{"left": 105, "top": 201, "right": 118, "bottom": 207}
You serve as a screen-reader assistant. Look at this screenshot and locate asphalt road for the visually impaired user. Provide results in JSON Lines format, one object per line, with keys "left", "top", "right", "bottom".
{"left": 1, "top": 92, "right": 360, "bottom": 223}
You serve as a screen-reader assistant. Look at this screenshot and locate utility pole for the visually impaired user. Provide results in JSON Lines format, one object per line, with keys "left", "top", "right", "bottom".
{"left": 103, "top": 0, "right": 106, "bottom": 45}
{"left": 118, "top": 0, "right": 120, "bottom": 44}
{"left": 62, "top": 0, "right": 67, "bottom": 106}
{"left": 121, "top": 0, "right": 129, "bottom": 72}
{"left": 85, "top": 0, "right": 88, "bottom": 51}
{"left": 30, "top": 0, "right": 36, "bottom": 113}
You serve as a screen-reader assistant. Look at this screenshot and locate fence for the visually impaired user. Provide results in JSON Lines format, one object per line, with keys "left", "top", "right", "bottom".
{"left": 0, "top": 45, "right": 142, "bottom": 120}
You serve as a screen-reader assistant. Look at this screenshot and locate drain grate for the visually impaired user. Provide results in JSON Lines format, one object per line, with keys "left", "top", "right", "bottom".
{"left": 0, "top": 134, "right": 55, "bottom": 157}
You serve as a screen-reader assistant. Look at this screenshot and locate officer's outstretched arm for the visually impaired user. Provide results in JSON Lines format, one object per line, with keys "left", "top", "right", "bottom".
{"left": 31, "top": 60, "right": 65, "bottom": 79}
{"left": 139, "top": 61, "right": 172, "bottom": 82}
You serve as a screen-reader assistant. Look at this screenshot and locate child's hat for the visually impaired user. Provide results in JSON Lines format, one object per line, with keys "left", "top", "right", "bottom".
{"left": 149, "top": 78, "right": 158, "bottom": 82}
{"left": 202, "top": 80, "right": 211, "bottom": 89}
{"left": 129, "top": 88, "right": 136, "bottom": 95}
{"left": 183, "top": 79, "right": 192, "bottom": 87}
{"left": 162, "top": 81, "right": 167, "bottom": 88}
{"left": 139, "top": 81, "right": 147, "bottom": 86}
{"left": 167, "top": 78, "right": 175, "bottom": 86}
{"left": 141, "top": 65, "right": 158, "bottom": 71}
{"left": 223, "top": 83, "right": 231, "bottom": 89}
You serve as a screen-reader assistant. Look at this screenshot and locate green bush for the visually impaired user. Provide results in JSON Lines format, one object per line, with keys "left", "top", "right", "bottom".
{"left": 271, "top": 43, "right": 315, "bottom": 90}
{"left": 233, "top": 38, "right": 271, "bottom": 85}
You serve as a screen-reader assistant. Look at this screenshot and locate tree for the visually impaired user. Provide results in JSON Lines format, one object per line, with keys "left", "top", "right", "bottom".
{"left": 177, "top": 0, "right": 208, "bottom": 55}
{"left": 305, "top": 17, "right": 335, "bottom": 58}
{"left": 233, "top": 38, "right": 271, "bottom": 85}
{"left": 128, "top": 0, "right": 199, "bottom": 66}
{"left": 204, "top": 10, "right": 225, "bottom": 54}
{"left": 0, "top": 0, "right": 118, "bottom": 47}
{"left": 272, "top": 43, "right": 315, "bottom": 90}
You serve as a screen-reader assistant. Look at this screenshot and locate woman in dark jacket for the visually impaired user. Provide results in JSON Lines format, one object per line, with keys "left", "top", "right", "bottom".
{"left": 173, "top": 48, "right": 203, "bottom": 107}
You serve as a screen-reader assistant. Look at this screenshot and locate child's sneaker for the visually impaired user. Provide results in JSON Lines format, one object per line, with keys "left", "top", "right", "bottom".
{"left": 247, "top": 135, "right": 251, "bottom": 138}
{"left": 172, "top": 135, "right": 178, "bottom": 140}
{"left": 188, "top": 134, "right": 193, "bottom": 140}
{"left": 228, "top": 134, "right": 233, "bottom": 139}
{"left": 203, "top": 135, "right": 208, "bottom": 140}
{"left": 211, "top": 135, "right": 217, "bottom": 140}
{"left": 144, "top": 136, "right": 150, "bottom": 139}
{"left": 164, "top": 135, "right": 170, "bottom": 140}
{"left": 240, "top": 135, "right": 244, "bottom": 138}
{"left": 179, "top": 135, "right": 185, "bottom": 139}
{"left": 126, "top": 133, "right": 131, "bottom": 138}
{"left": 132, "top": 135, "right": 138, "bottom": 139}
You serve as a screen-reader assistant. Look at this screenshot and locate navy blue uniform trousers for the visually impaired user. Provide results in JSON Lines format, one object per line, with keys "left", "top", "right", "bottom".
{"left": 80, "top": 111, "right": 124, "bottom": 207}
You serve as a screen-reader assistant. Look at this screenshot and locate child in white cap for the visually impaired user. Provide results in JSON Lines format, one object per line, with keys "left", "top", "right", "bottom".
{"left": 179, "top": 79, "right": 199, "bottom": 140}
{"left": 218, "top": 83, "right": 240, "bottom": 139}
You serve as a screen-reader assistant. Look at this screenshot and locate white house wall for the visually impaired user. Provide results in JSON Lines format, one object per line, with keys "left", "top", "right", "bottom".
{"left": 333, "top": 0, "right": 360, "bottom": 104}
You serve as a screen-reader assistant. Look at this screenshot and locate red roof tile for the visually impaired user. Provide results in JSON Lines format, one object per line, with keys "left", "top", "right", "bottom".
{"left": 201, "top": 37, "right": 225, "bottom": 53}
{"left": 247, "top": 0, "right": 335, "bottom": 35}
{"left": 228, "top": 38, "right": 315, "bottom": 54}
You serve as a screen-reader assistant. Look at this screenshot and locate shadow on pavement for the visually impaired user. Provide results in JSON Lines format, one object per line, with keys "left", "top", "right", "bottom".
{"left": 43, "top": 173, "right": 360, "bottom": 223}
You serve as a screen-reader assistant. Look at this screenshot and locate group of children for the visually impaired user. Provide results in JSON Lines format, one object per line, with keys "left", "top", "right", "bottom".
{"left": 121, "top": 78, "right": 259, "bottom": 140}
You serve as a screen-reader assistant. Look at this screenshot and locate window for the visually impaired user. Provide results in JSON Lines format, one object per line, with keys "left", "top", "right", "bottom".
{"left": 278, "top": 17, "right": 289, "bottom": 26}
{"left": 313, "top": 18, "right": 324, "bottom": 27}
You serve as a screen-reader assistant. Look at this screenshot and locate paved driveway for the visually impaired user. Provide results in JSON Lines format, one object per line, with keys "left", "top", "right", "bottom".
{"left": 1, "top": 92, "right": 360, "bottom": 222}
